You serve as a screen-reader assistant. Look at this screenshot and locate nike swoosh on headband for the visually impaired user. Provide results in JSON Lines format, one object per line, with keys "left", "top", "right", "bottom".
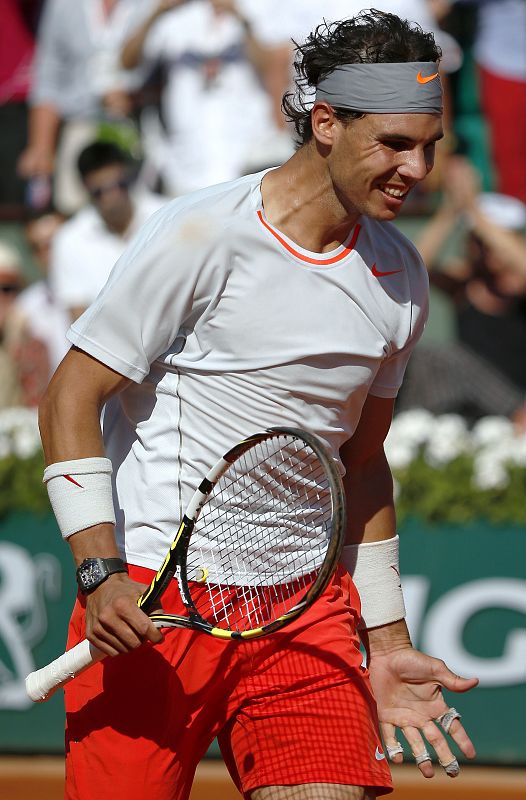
{"left": 372, "top": 263, "right": 404, "bottom": 277}
{"left": 416, "top": 70, "right": 439, "bottom": 84}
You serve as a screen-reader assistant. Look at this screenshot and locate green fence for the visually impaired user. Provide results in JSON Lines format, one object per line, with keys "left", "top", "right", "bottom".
{"left": 0, "top": 513, "right": 525, "bottom": 763}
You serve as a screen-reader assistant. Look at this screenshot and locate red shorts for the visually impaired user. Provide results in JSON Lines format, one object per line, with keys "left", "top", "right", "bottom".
{"left": 64, "top": 565, "right": 392, "bottom": 799}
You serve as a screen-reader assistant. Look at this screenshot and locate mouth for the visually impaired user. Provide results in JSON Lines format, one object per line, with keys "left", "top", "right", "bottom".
{"left": 378, "top": 184, "right": 410, "bottom": 201}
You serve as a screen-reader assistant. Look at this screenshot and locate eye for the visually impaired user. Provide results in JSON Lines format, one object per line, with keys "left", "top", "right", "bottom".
{"left": 383, "top": 139, "right": 410, "bottom": 152}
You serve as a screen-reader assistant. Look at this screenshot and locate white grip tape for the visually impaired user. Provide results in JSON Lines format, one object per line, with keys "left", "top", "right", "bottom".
{"left": 43, "top": 457, "right": 116, "bottom": 539}
{"left": 26, "top": 621, "right": 165, "bottom": 703}
{"left": 25, "top": 639, "right": 103, "bottom": 702}
{"left": 341, "top": 535, "right": 406, "bottom": 629}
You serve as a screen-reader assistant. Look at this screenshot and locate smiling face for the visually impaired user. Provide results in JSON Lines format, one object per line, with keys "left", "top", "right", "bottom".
{"left": 313, "top": 107, "right": 444, "bottom": 222}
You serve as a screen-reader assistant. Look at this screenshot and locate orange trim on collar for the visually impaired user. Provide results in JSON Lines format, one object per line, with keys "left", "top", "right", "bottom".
{"left": 257, "top": 210, "right": 360, "bottom": 265}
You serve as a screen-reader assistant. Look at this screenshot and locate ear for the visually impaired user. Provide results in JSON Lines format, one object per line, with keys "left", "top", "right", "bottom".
{"left": 311, "top": 102, "right": 339, "bottom": 147}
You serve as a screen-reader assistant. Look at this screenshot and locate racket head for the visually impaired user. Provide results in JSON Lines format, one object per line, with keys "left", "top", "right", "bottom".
{"left": 141, "top": 427, "right": 346, "bottom": 640}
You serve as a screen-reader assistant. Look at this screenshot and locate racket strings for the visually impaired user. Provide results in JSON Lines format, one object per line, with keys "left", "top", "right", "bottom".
{"left": 186, "top": 434, "right": 335, "bottom": 632}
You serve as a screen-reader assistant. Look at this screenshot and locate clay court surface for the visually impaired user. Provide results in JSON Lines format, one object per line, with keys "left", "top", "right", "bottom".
{"left": 1, "top": 758, "right": 525, "bottom": 800}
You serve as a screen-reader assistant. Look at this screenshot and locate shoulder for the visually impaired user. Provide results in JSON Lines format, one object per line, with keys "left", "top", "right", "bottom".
{"left": 56, "top": 207, "right": 101, "bottom": 243}
{"left": 363, "top": 217, "right": 428, "bottom": 288}
{"left": 131, "top": 172, "right": 265, "bottom": 247}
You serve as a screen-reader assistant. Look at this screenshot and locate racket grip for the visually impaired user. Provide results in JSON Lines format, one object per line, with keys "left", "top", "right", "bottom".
{"left": 25, "top": 639, "right": 104, "bottom": 703}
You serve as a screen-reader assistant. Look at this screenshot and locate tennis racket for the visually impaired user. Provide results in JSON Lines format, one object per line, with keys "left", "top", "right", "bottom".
{"left": 26, "top": 427, "right": 346, "bottom": 702}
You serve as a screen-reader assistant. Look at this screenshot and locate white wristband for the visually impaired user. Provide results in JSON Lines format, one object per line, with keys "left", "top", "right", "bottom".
{"left": 341, "top": 535, "right": 405, "bottom": 630}
{"left": 43, "top": 457, "right": 116, "bottom": 540}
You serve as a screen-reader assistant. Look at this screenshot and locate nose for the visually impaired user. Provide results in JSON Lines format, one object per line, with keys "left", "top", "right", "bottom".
{"left": 398, "top": 147, "right": 434, "bottom": 183}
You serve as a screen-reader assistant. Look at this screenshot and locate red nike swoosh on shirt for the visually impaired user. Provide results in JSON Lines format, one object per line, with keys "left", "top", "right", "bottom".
{"left": 371, "top": 263, "right": 404, "bottom": 277}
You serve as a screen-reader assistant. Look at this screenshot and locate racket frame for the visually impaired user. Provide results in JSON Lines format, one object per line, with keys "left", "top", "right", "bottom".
{"left": 141, "top": 426, "right": 346, "bottom": 640}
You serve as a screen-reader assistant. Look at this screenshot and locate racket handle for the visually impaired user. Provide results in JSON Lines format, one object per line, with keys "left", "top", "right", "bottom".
{"left": 25, "top": 639, "right": 103, "bottom": 703}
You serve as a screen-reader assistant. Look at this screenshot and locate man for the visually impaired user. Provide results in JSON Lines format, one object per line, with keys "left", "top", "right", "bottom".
{"left": 4, "top": 210, "right": 69, "bottom": 406}
{"left": 49, "top": 141, "right": 166, "bottom": 321}
{"left": 120, "top": 0, "right": 285, "bottom": 195}
{"left": 17, "top": 0, "right": 147, "bottom": 214}
{"left": 39, "top": 11, "right": 478, "bottom": 800}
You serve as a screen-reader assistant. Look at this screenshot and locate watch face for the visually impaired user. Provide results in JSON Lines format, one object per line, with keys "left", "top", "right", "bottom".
{"left": 78, "top": 559, "right": 106, "bottom": 590}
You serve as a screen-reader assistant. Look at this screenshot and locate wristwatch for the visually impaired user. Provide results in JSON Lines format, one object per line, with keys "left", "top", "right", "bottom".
{"left": 76, "top": 557, "right": 128, "bottom": 594}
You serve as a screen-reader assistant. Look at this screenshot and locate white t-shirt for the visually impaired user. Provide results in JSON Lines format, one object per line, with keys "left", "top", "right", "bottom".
{"left": 68, "top": 170, "right": 428, "bottom": 574}
{"left": 13, "top": 282, "right": 70, "bottom": 373}
{"left": 50, "top": 190, "right": 167, "bottom": 310}
{"left": 141, "top": 0, "right": 276, "bottom": 194}
{"left": 474, "top": 0, "right": 526, "bottom": 81}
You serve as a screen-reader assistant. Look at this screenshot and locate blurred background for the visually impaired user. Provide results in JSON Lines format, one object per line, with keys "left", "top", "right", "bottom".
{"left": 0, "top": 1, "right": 525, "bottom": 798}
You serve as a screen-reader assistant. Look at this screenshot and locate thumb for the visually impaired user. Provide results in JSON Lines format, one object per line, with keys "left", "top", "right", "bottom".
{"left": 434, "top": 660, "right": 479, "bottom": 693}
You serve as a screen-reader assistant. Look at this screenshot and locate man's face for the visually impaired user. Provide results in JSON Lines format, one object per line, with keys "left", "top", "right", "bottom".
{"left": 324, "top": 111, "right": 444, "bottom": 221}
{"left": 83, "top": 164, "right": 134, "bottom": 231}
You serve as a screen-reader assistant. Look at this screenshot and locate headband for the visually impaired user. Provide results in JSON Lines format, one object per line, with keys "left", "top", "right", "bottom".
{"left": 315, "top": 62, "right": 443, "bottom": 114}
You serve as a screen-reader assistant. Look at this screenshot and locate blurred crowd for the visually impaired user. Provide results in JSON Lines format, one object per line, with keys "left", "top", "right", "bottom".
{"left": 1, "top": 0, "right": 526, "bottom": 428}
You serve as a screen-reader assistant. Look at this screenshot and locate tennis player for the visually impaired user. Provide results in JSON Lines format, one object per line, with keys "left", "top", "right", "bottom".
{"left": 39, "top": 10, "right": 478, "bottom": 800}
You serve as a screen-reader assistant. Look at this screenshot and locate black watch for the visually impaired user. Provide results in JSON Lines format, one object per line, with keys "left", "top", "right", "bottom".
{"left": 76, "top": 557, "right": 128, "bottom": 595}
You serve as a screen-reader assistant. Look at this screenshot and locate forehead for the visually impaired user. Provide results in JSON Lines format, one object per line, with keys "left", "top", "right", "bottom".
{"left": 84, "top": 162, "right": 127, "bottom": 184}
{"left": 361, "top": 112, "right": 444, "bottom": 140}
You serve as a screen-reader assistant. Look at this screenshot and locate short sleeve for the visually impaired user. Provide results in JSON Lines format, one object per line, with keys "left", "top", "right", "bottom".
{"left": 369, "top": 249, "right": 429, "bottom": 399}
{"left": 67, "top": 201, "right": 226, "bottom": 383}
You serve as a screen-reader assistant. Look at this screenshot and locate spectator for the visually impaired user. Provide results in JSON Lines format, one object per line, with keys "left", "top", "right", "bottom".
{"left": 398, "top": 156, "right": 526, "bottom": 425}
{"left": 0, "top": 243, "right": 24, "bottom": 408}
{"left": 50, "top": 141, "right": 167, "bottom": 321}
{"left": 5, "top": 211, "right": 70, "bottom": 406}
{"left": 0, "top": 0, "right": 36, "bottom": 218}
{"left": 121, "top": 0, "right": 283, "bottom": 195}
{"left": 17, "top": 0, "right": 147, "bottom": 215}
{"left": 472, "top": 0, "right": 526, "bottom": 204}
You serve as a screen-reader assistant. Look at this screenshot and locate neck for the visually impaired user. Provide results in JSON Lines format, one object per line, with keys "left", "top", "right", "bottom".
{"left": 261, "top": 144, "right": 360, "bottom": 253}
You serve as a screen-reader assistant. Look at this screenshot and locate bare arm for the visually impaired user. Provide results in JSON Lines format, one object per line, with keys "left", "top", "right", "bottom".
{"left": 340, "top": 394, "right": 397, "bottom": 546}
{"left": 121, "top": 0, "right": 185, "bottom": 70}
{"left": 342, "top": 395, "right": 477, "bottom": 776}
{"left": 341, "top": 395, "right": 412, "bottom": 647}
{"left": 39, "top": 346, "right": 162, "bottom": 655}
{"left": 17, "top": 104, "right": 60, "bottom": 178}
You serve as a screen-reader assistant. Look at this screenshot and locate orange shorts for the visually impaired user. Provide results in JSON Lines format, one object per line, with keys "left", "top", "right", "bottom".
{"left": 64, "top": 565, "right": 392, "bottom": 799}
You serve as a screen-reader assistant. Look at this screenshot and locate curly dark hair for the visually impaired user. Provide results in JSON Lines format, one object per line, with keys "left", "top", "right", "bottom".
{"left": 283, "top": 9, "right": 442, "bottom": 146}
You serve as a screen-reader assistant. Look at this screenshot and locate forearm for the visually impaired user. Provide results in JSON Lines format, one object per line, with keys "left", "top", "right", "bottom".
{"left": 342, "top": 444, "right": 404, "bottom": 633}
{"left": 39, "top": 350, "right": 130, "bottom": 563}
{"left": 121, "top": 7, "right": 162, "bottom": 69}
{"left": 415, "top": 204, "right": 457, "bottom": 269}
{"left": 240, "top": 19, "right": 271, "bottom": 79}
{"left": 343, "top": 446, "right": 396, "bottom": 545}
{"left": 470, "top": 209, "right": 526, "bottom": 278}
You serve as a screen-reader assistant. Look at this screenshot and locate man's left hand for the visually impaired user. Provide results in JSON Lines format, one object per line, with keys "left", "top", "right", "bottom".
{"left": 368, "top": 646, "right": 479, "bottom": 778}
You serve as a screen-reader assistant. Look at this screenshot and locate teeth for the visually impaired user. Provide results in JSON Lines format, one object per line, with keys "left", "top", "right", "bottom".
{"left": 382, "top": 186, "right": 406, "bottom": 198}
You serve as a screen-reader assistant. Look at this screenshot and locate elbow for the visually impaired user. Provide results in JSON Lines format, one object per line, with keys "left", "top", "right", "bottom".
{"left": 120, "top": 47, "right": 137, "bottom": 71}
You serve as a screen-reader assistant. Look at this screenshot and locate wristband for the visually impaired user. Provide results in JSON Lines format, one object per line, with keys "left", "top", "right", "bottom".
{"left": 43, "top": 457, "right": 116, "bottom": 540}
{"left": 341, "top": 535, "right": 405, "bottom": 629}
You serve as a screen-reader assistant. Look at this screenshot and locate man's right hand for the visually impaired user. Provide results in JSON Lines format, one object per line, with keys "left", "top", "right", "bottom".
{"left": 17, "top": 146, "right": 54, "bottom": 179}
{"left": 85, "top": 573, "right": 163, "bottom": 657}
{"left": 157, "top": 0, "right": 187, "bottom": 14}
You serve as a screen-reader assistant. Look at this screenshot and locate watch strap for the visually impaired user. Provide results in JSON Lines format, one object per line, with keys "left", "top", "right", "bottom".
{"left": 76, "top": 557, "right": 128, "bottom": 594}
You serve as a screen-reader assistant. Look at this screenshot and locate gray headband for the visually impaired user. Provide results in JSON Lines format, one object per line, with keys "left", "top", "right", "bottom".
{"left": 315, "top": 62, "right": 443, "bottom": 114}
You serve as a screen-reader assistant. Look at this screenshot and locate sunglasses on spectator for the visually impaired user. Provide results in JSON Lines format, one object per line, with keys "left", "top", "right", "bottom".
{"left": 87, "top": 175, "right": 133, "bottom": 201}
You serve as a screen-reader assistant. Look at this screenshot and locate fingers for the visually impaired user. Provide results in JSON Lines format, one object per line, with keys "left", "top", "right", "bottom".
{"left": 432, "top": 659, "right": 480, "bottom": 694}
{"left": 382, "top": 714, "right": 466, "bottom": 778}
{"left": 381, "top": 723, "right": 404, "bottom": 765}
{"left": 439, "top": 714, "right": 477, "bottom": 760}
{"left": 86, "top": 578, "right": 164, "bottom": 656}
{"left": 401, "top": 725, "right": 435, "bottom": 778}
